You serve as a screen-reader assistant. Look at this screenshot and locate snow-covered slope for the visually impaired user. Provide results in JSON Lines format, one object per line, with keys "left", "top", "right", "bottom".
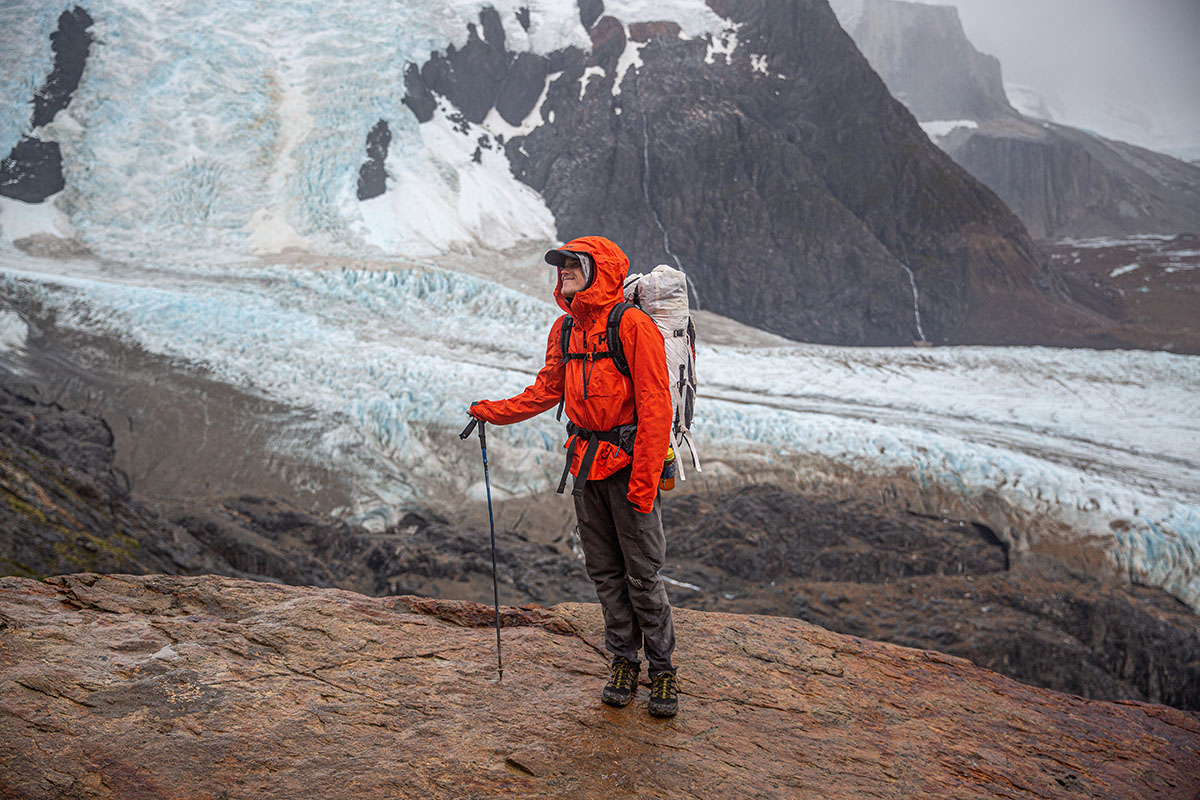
{"left": 0, "top": 0, "right": 729, "bottom": 262}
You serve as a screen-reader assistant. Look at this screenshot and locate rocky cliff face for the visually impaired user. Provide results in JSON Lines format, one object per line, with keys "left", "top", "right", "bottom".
{"left": 0, "top": 378, "right": 591, "bottom": 607}
{"left": 943, "top": 119, "right": 1200, "bottom": 239}
{"left": 850, "top": 0, "right": 1009, "bottom": 122}
{"left": 401, "top": 0, "right": 1102, "bottom": 346}
{"left": 2, "top": 573, "right": 1198, "bottom": 799}
{"left": 0, "top": 383, "right": 233, "bottom": 580}
{"left": 843, "top": 0, "right": 1200, "bottom": 239}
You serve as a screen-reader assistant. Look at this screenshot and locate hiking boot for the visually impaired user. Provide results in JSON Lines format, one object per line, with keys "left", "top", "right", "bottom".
{"left": 601, "top": 657, "right": 640, "bottom": 707}
{"left": 648, "top": 670, "right": 678, "bottom": 718}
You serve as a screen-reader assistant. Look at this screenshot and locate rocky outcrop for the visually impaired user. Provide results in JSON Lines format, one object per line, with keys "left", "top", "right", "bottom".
{"left": 0, "top": 378, "right": 589, "bottom": 606}
{"left": 400, "top": 1, "right": 1103, "bottom": 347}
{"left": 0, "top": 7, "right": 93, "bottom": 203}
{"left": 169, "top": 496, "right": 592, "bottom": 606}
{"left": 662, "top": 485, "right": 1200, "bottom": 711}
{"left": 0, "top": 383, "right": 233, "bottom": 580}
{"left": 2, "top": 573, "right": 1198, "bottom": 799}
{"left": 842, "top": 0, "right": 1200, "bottom": 239}
{"left": 355, "top": 120, "right": 391, "bottom": 201}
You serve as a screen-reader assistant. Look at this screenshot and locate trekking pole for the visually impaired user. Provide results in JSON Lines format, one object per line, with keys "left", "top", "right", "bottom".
{"left": 459, "top": 417, "right": 503, "bottom": 683}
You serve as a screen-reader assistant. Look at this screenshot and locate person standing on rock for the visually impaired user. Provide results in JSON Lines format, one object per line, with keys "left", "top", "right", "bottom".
{"left": 469, "top": 235, "right": 679, "bottom": 717}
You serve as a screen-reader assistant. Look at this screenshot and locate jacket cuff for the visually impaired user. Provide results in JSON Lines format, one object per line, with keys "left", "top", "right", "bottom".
{"left": 628, "top": 493, "right": 654, "bottom": 515}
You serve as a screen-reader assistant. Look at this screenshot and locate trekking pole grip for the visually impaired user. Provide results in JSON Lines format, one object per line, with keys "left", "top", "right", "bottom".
{"left": 459, "top": 418, "right": 478, "bottom": 440}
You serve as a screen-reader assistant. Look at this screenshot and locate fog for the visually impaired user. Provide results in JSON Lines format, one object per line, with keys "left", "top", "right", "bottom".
{"left": 931, "top": 0, "right": 1200, "bottom": 160}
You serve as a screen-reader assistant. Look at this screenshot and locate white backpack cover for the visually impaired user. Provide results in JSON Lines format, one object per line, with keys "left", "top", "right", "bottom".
{"left": 624, "top": 265, "right": 701, "bottom": 478}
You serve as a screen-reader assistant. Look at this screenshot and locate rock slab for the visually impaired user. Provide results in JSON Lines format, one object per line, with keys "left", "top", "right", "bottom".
{"left": 1, "top": 574, "right": 1198, "bottom": 799}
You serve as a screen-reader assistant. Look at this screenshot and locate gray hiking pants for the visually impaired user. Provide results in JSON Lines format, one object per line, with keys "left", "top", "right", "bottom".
{"left": 573, "top": 465, "right": 676, "bottom": 673}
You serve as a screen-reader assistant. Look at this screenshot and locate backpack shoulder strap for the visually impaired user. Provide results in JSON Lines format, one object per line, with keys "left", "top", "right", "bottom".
{"left": 558, "top": 314, "right": 574, "bottom": 363}
{"left": 555, "top": 314, "right": 573, "bottom": 421}
{"left": 606, "top": 302, "right": 639, "bottom": 378}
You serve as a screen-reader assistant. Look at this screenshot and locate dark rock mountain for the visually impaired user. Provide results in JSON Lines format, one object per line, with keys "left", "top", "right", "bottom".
{"left": 844, "top": 0, "right": 1200, "bottom": 239}
{"left": 0, "top": 7, "right": 93, "bottom": 204}
{"left": 944, "top": 118, "right": 1200, "bottom": 239}
{"left": 400, "top": 0, "right": 1110, "bottom": 347}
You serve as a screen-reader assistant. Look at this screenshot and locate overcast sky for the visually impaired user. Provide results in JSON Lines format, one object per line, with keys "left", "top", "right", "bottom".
{"left": 930, "top": 0, "right": 1200, "bottom": 159}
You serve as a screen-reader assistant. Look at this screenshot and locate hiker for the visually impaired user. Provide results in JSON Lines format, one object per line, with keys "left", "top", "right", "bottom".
{"left": 469, "top": 235, "right": 679, "bottom": 717}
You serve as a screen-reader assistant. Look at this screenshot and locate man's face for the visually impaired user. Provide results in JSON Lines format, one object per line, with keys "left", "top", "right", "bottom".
{"left": 559, "top": 257, "right": 585, "bottom": 298}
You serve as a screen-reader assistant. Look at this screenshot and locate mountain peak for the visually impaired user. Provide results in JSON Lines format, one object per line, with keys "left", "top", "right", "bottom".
{"left": 3, "top": 573, "right": 1197, "bottom": 797}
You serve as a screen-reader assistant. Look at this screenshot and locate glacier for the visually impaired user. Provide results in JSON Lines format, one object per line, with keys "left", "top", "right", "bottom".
{"left": 2, "top": 249, "right": 1197, "bottom": 611}
{"left": 1, "top": 0, "right": 1198, "bottom": 612}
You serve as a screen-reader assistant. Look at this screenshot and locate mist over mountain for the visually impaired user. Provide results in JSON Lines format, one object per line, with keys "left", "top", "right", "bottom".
{"left": 835, "top": 0, "right": 1200, "bottom": 163}
{"left": 942, "top": 0, "right": 1200, "bottom": 164}
{"left": 833, "top": 0, "right": 1200, "bottom": 239}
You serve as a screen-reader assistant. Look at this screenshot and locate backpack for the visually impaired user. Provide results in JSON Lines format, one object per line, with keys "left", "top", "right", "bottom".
{"left": 624, "top": 265, "right": 700, "bottom": 479}
{"left": 556, "top": 264, "right": 701, "bottom": 481}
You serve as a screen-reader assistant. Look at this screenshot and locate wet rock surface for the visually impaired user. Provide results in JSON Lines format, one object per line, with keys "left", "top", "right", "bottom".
{"left": 1, "top": 573, "right": 1198, "bottom": 800}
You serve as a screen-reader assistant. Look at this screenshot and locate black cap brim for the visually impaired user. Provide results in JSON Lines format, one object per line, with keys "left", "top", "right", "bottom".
{"left": 545, "top": 249, "right": 582, "bottom": 268}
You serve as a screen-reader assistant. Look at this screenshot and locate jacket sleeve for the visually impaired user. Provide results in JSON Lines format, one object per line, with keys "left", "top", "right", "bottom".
{"left": 623, "top": 311, "right": 672, "bottom": 513}
{"left": 470, "top": 317, "right": 567, "bottom": 425}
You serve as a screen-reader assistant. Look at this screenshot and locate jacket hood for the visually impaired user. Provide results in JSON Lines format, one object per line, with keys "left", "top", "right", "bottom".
{"left": 552, "top": 236, "right": 630, "bottom": 323}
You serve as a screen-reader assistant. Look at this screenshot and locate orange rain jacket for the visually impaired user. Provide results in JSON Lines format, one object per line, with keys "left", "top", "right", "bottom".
{"left": 470, "top": 236, "right": 672, "bottom": 513}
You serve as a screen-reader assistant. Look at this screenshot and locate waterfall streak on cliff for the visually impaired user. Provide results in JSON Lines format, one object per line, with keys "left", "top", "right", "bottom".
{"left": 900, "top": 263, "right": 926, "bottom": 341}
{"left": 636, "top": 84, "right": 701, "bottom": 309}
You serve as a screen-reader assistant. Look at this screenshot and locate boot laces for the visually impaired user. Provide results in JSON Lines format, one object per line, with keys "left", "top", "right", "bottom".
{"left": 610, "top": 658, "right": 635, "bottom": 691}
{"left": 650, "top": 671, "right": 676, "bottom": 700}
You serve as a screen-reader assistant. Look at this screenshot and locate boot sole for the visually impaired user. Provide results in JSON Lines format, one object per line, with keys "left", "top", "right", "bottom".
{"left": 601, "top": 690, "right": 636, "bottom": 708}
{"left": 648, "top": 702, "right": 677, "bottom": 717}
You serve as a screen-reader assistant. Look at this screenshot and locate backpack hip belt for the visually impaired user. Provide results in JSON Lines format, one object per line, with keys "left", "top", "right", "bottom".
{"left": 556, "top": 421, "right": 638, "bottom": 497}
